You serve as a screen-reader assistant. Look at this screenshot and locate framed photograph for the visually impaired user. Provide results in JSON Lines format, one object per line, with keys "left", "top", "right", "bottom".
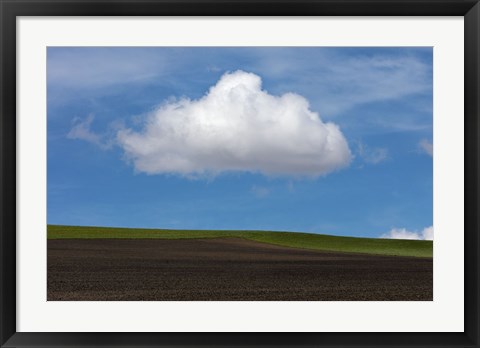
{"left": 1, "top": 0, "right": 478, "bottom": 347}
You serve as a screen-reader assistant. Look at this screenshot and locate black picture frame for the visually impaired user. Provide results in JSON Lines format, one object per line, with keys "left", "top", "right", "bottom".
{"left": 1, "top": 1, "right": 479, "bottom": 347}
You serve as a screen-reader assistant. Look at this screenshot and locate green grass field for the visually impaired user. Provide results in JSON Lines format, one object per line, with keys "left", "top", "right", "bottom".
{"left": 48, "top": 225, "right": 432, "bottom": 258}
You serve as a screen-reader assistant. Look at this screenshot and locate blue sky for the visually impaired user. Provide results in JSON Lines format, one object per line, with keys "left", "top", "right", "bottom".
{"left": 47, "top": 47, "right": 433, "bottom": 239}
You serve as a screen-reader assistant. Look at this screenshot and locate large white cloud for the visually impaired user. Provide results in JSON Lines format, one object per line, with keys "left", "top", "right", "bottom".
{"left": 117, "top": 70, "right": 351, "bottom": 177}
{"left": 381, "top": 226, "right": 433, "bottom": 240}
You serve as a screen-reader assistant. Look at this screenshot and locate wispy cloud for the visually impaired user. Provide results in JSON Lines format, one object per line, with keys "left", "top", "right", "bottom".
{"left": 48, "top": 47, "right": 166, "bottom": 90}
{"left": 357, "top": 142, "right": 388, "bottom": 164}
{"left": 251, "top": 185, "right": 270, "bottom": 198}
{"left": 48, "top": 48, "right": 431, "bottom": 119}
{"left": 67, "top": 115, "right": 112, "bottom": 150}
{"left": 250, "top": 49, "right": 432, "bottom": 117}
{"left": 381, "top": 225, "right": 433, "bottom": 240}
{"left": 116, "top": 70, "right": 352, "bottom": 178}
{"left": 419, "top": 139, "right": 433, "bottom": 156}
{"left": 287, "top": 181, "right": 295, "bottom": 193}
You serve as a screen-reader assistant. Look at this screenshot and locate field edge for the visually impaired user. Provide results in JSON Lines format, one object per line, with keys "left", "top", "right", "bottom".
{"left": 47, "top": 224, "right": 433, "bottom": 258}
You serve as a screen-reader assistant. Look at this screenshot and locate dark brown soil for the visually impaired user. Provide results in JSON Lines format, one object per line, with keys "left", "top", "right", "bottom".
{"left": 47, "top": 238, "right": 432, "bottom": 301}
